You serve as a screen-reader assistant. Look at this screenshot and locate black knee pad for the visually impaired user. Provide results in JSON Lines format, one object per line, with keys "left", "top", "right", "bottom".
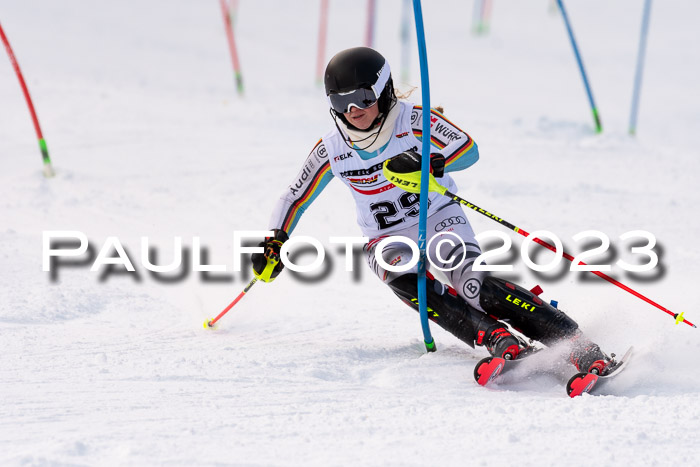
{"left": 479, "top": 276, "right": 579, "bottom": 344}
{"left": 388, "top": 273, "right": 492, "bottom": 348}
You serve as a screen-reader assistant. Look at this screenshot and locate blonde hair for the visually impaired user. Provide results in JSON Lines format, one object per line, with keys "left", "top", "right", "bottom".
{"left": 394, "top": 85, "right": 417, "bottom": 100}
{"left": 394, "top": 85, "right": 444, "bottom": 114}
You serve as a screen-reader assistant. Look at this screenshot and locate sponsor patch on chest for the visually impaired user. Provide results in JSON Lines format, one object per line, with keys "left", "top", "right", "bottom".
{"left": 348, "top": 174, "right": 379, "bottom": 185}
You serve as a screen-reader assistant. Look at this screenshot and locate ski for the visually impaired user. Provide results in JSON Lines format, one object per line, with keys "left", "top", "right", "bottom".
{"left": 566, "top": 346, "right": 634, "bottom": 398}
{"left": 474, "top": 346, "right": 634, "bottom": 398}
{"left": 473, "top": 347, "right": 545, "bottom": 386}
{"left": 474, "top": 356, "right": 515, "bottom": 386}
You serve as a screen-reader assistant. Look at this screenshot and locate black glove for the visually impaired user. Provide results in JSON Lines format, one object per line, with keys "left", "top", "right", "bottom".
{"left": 430, "top": 153, "right": 445, "bottom": 178}
{"left": 385, "top": 150, "right": 445, "bottom": 177}
{"left": 251, "top": 229, "right": 289, "bottom": 282}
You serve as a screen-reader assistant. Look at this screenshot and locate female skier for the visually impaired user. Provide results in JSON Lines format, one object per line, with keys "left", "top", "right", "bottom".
{"left": 252, "top": 47, "right": 616, "bottom": 375}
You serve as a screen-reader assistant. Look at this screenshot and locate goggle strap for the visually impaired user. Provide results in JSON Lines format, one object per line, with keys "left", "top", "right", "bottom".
{"left": 371, "top": 60, "right": 391, "bottom": 98}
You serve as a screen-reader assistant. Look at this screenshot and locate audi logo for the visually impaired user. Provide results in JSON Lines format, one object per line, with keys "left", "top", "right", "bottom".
{"left": 435, "top": 216, "right": 467, "bottom": 232}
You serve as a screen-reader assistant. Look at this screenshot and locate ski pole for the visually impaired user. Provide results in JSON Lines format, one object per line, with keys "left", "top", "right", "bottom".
{"left": 219, "top": 0, "right": 244, "bottom": 95}
{"left": 204, "top": 277, "right": 258, "bottom": 329}
{"left": 629, "top": 0, "right": 653, "bottom": 135}
{"left": 556, "top": 0, "right": 602, "bottom": 133}
{"left": 0, "top": 22, "right": 55, "bottom": 178}
{"left": 383, "top": 159, "right": 696, "bottom": 329}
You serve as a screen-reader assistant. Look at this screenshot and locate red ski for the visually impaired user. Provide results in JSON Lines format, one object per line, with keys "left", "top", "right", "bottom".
{"left": 474, "top": 346, "right": 634, "bottom": 398}
{"left": 566, "top": 347, "right": 634, "bottom": 398}
{"left": 473, "top": 356, "right": 508, "bottom": 386}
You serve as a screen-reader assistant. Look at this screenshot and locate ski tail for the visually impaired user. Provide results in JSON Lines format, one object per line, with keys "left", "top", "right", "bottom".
{"left": 474, "top": 357, "right": 506, "bottom": 386}
{"left": 566, "top": 373, "right": 599, "bottom": 397}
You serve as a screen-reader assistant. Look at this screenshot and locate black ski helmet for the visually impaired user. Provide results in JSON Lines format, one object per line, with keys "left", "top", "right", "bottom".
{"left": 324, "top": 47, "right": 395, "bottom": 127}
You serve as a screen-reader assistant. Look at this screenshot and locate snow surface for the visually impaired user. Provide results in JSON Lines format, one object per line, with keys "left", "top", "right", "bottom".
{"left": 1, "top": 0, "right": 700, "bottom": 465}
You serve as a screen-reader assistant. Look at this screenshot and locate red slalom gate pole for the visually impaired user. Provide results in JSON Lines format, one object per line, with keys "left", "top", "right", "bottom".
{"left": 481, "top": 0, "right": 493, "bottom": 32}
{"left": 443, "top": 190, "right": 696, "bottom": 328}
{"left": 219, "top": 0, "right": 244, "bottom": 95}
{"left": 0, "top": 22, "right": 55, "bottom": 177}
{"left": 365, "top": 0, "right": 376, "bottom": 47}
{"left": 204, "top": 277, "right": 258, "bottom": 329}
{"left": 315, "top": 0, "right": 329, "bottom": 85}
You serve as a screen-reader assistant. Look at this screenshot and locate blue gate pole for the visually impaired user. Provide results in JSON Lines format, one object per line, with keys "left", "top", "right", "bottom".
{"left": 629, "top": 0, "right": 652, "bottom": 135}
{"left": 556, "top": 0, "right": 602, "bottom": 133}
{"left": 411, "top": 0, "right": 435, "bottom": 352}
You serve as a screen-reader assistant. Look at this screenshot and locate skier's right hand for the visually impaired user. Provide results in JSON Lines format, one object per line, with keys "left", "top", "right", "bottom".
{"left": 251, "top": 229, "right": 289, "bottom": 282}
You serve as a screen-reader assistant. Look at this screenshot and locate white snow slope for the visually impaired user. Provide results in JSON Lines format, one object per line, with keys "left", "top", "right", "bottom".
{"left": 2, "top": 1, "right": 700, "bottom": 465}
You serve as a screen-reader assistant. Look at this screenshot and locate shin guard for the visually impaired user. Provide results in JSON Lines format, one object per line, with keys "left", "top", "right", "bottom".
{"left": 388, "top": 273, "right": 499, "bottom": 348}
{"left": 479, "top": 276, "right": 579, "bottom": 344}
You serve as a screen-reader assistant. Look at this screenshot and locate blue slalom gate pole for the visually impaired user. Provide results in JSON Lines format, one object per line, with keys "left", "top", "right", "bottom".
{"left": 556, "top": 0, "right": 602, "bottom": 133}
{"left": 629, "top": 0, "right": 653, "bottom": 135}
{"left": 411, "top": 0, "right": 435, "bottom": 352}
{"left": 471, "top": 0, "right": 483, "bottom": 34}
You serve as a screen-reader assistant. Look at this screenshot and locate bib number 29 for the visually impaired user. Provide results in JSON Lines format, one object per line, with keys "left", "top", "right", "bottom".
{"left": 370, "top": 193, "right": 426, "bottom": 230}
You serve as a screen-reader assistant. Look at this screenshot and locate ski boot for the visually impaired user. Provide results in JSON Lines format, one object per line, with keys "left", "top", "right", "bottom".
{"left": 484, "top": 326, "right": 520, "bottom": 360}
{"left": 569, "top": 332, "right": 620, "bottom": 376}
{"left": 472, "top": 323, "right": 538, "bottom": 386}
{"left": 480, "top": 323, "right": 533, "bottom": 360}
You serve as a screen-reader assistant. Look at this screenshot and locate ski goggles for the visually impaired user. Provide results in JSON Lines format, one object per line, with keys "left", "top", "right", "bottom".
{"left": 327, "top": 60, "right": 391, "bottom": 114}
{"left": 328, "top": 87, "right": 379, "bottom": 114}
